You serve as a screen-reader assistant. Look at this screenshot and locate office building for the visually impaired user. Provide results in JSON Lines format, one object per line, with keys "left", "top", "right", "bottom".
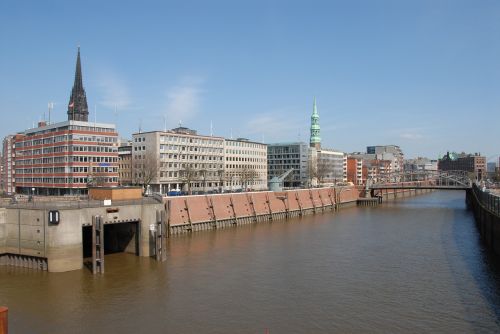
{"left": 224, "top": 138, "right": 267, "bottom": 191}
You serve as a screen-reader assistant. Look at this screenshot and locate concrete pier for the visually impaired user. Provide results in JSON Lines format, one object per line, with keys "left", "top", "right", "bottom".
{"left": 0, "top": 199, "right": 164, "bottom": 272}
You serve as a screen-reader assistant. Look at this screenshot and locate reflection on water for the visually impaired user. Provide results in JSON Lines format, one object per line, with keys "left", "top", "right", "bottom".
{"left": 1, "top": 191, "right": 500, "bottom": 333}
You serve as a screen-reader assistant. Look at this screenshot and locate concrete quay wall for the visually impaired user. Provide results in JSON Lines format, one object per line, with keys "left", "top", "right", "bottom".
{"left": 166, "top": 187, "right": 360, "bottom": 235}
{"left": 0, "top": 202, "right": 164, "bottom": 272}
{"left": 467, "top": 185, "right": 500, "bottom": 256}
{"left": 166, "top": 182, "right": 436, "bottom": 235}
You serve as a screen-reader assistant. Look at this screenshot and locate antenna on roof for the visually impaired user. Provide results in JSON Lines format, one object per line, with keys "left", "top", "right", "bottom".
{"left": 210, "top": 120, "right": 213, "bottom": 136}
{"left": 48, "top": 102, "right": 54, "bottom": 125}
{"left": 230, "top": 128, "right": 233, "bottom": 139}
{"left": 139, "top": 119, "right": 142, "bottom": 133}
{"left": 164, "top": 115, "right": 167, "bottom": 132}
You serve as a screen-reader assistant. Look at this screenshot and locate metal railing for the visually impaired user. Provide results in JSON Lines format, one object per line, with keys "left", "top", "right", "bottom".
{"left": 369, "top": 170, "right": 472, "bottom": 189}
{"left": 0, "top": 196, "right": 161, "bottom": 209}
{"left": 472, "top": 183, "right": 500, "bottom": 217}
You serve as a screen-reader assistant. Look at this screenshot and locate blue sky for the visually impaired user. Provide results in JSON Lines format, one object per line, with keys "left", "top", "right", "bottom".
{"left": 0, "top": 0, "right": 499, "bottom": 159}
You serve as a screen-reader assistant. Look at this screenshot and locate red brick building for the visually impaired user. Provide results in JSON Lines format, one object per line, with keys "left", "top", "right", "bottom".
{"left": 346, "top": 157, "right": 363, "bottom": 185}
{"left": 12, "top": 120, "right": 118, "bottom": 195}
{"left": 2, "top": 48, "right": 119, "bottom": 195}
{"left": 438, "top": 152, "right": 486, "bottom": 180}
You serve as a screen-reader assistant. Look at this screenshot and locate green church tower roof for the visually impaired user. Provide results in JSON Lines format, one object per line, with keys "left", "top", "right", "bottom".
{"left": 310, "top": 96, "right": 321, "bottom": 149}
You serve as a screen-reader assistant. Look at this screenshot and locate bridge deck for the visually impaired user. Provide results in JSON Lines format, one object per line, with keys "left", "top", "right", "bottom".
{"left": 370, "top": 186, "right": 469, "bottom": 190}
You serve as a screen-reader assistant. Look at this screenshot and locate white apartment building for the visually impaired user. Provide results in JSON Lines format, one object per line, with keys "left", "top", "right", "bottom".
{"left": 316, "top": 149, "right": 347, "bottom": 185}
{"left": 132, "top": 127, "right": 225, "bottom": 194}
{"left": 224, "top": 138, "right": 267, "bottom": 191}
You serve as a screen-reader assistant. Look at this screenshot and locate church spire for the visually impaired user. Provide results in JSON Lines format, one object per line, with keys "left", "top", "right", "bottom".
{"left": 310, "top": 96, "right": 321, "bottom": 149}
{"left": 67, "top": 47, "right": 89, "bottom": 121}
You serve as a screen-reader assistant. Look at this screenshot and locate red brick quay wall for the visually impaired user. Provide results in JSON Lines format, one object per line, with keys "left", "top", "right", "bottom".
{"left": 166, "top": 187, "right": 360, "bottom": 235}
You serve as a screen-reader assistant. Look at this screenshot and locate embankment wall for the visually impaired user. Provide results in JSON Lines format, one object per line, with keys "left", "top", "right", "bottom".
{"left": 467, "top": 184, "right": 500, "bottom": 256}
{"left": 166, "top": 187, "right": 361, "bottom": 235}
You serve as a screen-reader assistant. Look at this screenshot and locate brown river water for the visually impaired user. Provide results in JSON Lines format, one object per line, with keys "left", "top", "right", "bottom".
{"left": 2, "top": 190, "right": 500, "bottom": 333}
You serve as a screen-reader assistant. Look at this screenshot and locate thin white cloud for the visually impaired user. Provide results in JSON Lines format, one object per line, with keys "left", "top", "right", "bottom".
{"left": 395, "top": 128, "right": 427, "bottom": 141}
{"left": 96, "top": 71, "right": 132, "bottom": 110}
{"left": 244, "top": 109, "right": 304, "bottom": 142}
{"left": 400, "top": 132, "right": 424, "bottom": 140}
{"left": 164, "top": 76, "right": 204, "bottom": 127}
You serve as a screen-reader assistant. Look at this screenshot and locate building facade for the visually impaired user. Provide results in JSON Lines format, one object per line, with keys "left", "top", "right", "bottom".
{"left": 316, "top": 149, "right": 347, "bottom": 185}
{"left": 12, "top": 120, "right": 118, "bottom": 195}
{"left": 224, "top": 138, "right": 267, "bottom": 191}
{"left": 366, "top": 145, "right": 404, "bottom": 174}
{"left": 438, "top": 152, "right": 486, "bottom": 180}
{"left": 346, "top": 157, "right": 364, "bottom": 185}
{"left": 267, "top": 142, "right": 310, "bottom": 188}
{"left": 404, "top": 157, "right": 438, "bottom": 172}
{"left": 118, "top": 141, "right": 133, "bottom": 186}
{"left": 1, "top": 135, "right": 16, "bottom": 194}
{"left": 132, "top": 127, "right": 225, "bottom": 194}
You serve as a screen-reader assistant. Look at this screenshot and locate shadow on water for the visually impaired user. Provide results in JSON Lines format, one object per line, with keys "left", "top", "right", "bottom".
{"left": 445, "top": 194, "right": 500, "bottom": 331}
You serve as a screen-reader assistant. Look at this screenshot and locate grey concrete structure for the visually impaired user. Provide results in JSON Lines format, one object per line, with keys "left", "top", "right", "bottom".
{"left": 0, "top": 199, "right": 164, "bottom": 272}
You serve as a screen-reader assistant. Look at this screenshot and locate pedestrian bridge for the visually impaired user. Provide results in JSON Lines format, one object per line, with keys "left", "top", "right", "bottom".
{"left": 368, "top": 170, "right": 473, "bottom": 191}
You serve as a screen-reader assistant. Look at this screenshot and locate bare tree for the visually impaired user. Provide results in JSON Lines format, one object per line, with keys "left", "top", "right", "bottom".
{"left": 199, "top": 169, "right": 208, "bottom": 193}
{"left": 316, "top": 158, "right": 330, "bottom": 185}
{"left": 238, "top": 166, "right": 259, "bottom": 191}
{"left": 217, "top": 169, "right": 225, "bottom": 193}
{"left": 179, "top": 164, "right": 196, "bottom": 195}
{"left": 133, "top": 151, "right": 159, "bottom": 193}
{"left": 225, "top": 172, "right": 235, "bottom": 192}
{"left": 307, "top": 159, "right": 318, "bottom": 187}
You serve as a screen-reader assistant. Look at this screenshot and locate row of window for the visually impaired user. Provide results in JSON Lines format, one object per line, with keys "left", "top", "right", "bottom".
{"left": 226, "top": 149, "right": 266, "bottom": 156}
{"left": 226, "top": 164, "right": 265, "bottom": 170}
{"left": 158, "top": 145, "right": 224, "bottom": 154}
{"left": 16, "top": 156, "right": 68, "bottom": 165}
{"left": 15, "top": 177, "right": 118, "bottom": 184}
{"left": 73, "top": 146, "right": 117, "bottom": 153}
{"left": 68, "top": 125, "right": 115, "bottom": 133}
{"left": 157, "top": 136, "right": 223, "bottom": 146}
{"left": 225, "top": 156, "right": 266, "bottom": 163}
{"left": 225, "top": 141, "right": 266, "bottom": 149}
{"left": 14, "top": 166, "right": 117, "bottom": 174}
{"left": 268, "top": 154, "right": 308, "bottom": 159}
{"left": 17, "top": 145, "right": 117, "bottom": 156}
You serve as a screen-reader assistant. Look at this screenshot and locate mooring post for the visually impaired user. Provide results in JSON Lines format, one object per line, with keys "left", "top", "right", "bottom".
{"left": 166, "top": 200, "right": 171, "bottom": 238}
{"left": 309, "top": 189, "right": 317, "bottom": 214}
{"left": 333, "top": 188, "right": 338, "bottom": 211}
{"left": 92, "top": 215, "right": 104, "bottom": 274}
{"left": 248, "top": 194, "right": 258, "bottom": 222}
{"left": 284, "top": 193, "right": 290, "bottom": 218}
{"left": 229, "top": 196, "right": 238, "bottom": 225}
{"left": 0, "top": 306, "right": 7, "bottom": 334}
{"left": 208, "top": 197, "right": 218, "bottom": 228}
{"left": 184, "top": 199, "right": 193, "bottom": 231}
{"left": 155, "top": 210, "right": 167, "bottom": 262}
{"left": 318, "top": 191, "right": 325, "bottom": 212}
{"left": 265, "top": 193, "right": 274, "bottom": 221}
{"left": 296, "top": 191, "right": 303, "bottom": 216}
